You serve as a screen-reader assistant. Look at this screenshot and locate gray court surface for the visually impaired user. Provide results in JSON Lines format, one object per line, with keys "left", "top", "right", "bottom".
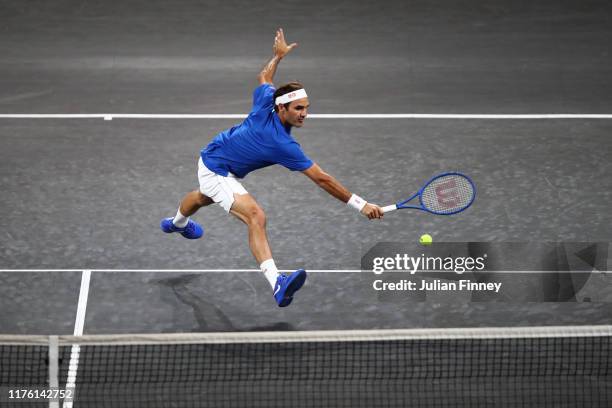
{"left": 1, "top": 0, "right": 612, "bottom": 335}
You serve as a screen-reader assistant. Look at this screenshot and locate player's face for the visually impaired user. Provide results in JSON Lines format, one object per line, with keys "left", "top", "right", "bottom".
{"left": 281, "top": 98, "right": 309, "bottom": 127}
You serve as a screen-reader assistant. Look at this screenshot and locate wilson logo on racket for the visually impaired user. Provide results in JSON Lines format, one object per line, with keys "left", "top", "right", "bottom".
{"left": 381, "top": 172, "right": 475, "bottom": 216}
{"left": 434, "top": 179, "right": 461, "bottom": 209}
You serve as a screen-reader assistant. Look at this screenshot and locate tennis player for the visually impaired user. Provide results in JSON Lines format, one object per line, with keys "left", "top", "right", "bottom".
{"left": 161, "top": 28, "right": 383, "bottom": 307}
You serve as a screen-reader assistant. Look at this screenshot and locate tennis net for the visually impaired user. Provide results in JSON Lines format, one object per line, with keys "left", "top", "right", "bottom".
{"left": 1, "top": 325, "right": 611, "bottom": 407}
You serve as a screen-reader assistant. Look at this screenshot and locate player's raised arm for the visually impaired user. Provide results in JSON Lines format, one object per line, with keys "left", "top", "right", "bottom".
{"left": 257, "top": 28, "right": 298, "bottom": 85}
{"left": 302, "top": 163, "right": 384, "bottom": 220}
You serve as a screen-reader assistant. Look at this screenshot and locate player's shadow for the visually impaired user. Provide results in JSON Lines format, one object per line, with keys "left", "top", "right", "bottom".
{"left": 154, "top": 274, "right": 295, "bottom": 331}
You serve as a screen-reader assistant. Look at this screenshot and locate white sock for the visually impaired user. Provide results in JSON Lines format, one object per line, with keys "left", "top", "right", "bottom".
{"left": 172, "top": 209, "right": 189, "bottom": 228}
{"left": 260, "top": 259, "right": 280, "bottom": 289}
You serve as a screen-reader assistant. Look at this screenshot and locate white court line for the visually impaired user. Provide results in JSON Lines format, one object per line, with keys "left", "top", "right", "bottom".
{"left": 0, "top": 269, "right": 608, "bottom": 273}
{"left": 1, "top": 113, "right": 612, "bottom": 120}
{"left": 63, "top": 270, "right": 91, "bottom": 408}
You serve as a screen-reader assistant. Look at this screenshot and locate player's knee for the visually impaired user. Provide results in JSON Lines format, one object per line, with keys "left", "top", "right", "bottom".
{"left": 195, "top": 191, "right": 210, "bottom": 206}
{"left": 248, "top": 206, "right": 266, "bottom": 228}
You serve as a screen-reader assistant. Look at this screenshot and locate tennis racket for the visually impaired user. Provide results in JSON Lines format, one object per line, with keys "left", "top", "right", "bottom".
{"left": 382, "top": 172, "right": 476, "bottom": 215}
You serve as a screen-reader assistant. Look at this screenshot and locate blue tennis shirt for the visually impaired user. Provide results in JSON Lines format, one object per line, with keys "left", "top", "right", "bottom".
{"left": 201, "top": 84, "right": 313, "bottom": 178}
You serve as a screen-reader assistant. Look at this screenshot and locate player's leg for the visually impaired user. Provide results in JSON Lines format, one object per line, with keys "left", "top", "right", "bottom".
{"left": 230, "top": 194, "right": 306, "bottom": 307}
{"left": 160, "top": 158, "right": 214, "bottom": 240}
{"left": 229, "top": 193, "right": 272, "bottom": 263}
{"left": 193, "top": 167, "right": 285, "bottom": 292}
{"left": 160, "top": 190, "right": 209, "bottom": 239}
{"left": 176, "top": 190, "right": 214, "bottom": 223}
{"left": 230, "top": 193, "right": 306, "bottom": 307}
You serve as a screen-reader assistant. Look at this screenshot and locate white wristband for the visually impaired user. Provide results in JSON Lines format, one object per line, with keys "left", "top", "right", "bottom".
{"left": 347, "top": 194, "right": 367, "bottom": 212}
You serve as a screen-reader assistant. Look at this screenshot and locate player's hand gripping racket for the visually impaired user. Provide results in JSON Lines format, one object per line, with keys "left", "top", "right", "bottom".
{"left": 382, "top": 172, "right": 475, "bottom": 215}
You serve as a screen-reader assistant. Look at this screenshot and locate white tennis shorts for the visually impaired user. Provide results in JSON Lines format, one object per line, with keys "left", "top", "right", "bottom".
{"left": 198, "top": 157, "right": 248, "bottom": 213}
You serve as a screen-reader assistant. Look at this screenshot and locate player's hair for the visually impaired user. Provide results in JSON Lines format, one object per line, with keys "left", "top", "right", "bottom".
{"left": 273, "top": 81, "right": 304, "bottom": 113}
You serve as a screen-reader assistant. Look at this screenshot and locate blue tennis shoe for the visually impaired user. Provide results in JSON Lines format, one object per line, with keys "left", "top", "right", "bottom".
{"left": 273, "top": 269, "right": 307, "bottom": 307}
{"left": 160, "top": 218, "right": 204, "bottom": 239}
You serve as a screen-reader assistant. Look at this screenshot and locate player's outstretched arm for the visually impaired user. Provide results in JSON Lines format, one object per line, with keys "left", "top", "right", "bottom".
{"left": 258, "top": 28, "right": 298, "bottom": 85}
{"left": 302, "top": 163, "right": 383, "bottom": 219}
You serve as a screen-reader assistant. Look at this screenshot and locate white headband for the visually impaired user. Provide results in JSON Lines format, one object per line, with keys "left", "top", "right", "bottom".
{"left": 275, "top": 88, "right": 308, "bottom": 105}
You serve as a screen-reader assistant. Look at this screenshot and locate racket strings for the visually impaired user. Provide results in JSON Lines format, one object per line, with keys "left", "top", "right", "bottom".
{"left": 420, "top": 175, "right": 474, "bottom": 214}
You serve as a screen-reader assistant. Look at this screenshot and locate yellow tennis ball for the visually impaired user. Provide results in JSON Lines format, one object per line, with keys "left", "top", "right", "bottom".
{"left": 419, "top": 234, "right": 433, "bottom": 246}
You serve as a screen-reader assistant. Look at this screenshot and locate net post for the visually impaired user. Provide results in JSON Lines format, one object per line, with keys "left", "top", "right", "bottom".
{"left": 48, "top": 336, "right": 59, "bottom": 408}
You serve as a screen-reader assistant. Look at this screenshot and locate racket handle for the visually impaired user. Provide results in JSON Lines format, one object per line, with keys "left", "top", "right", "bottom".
{"left": 381, "top": 204, "right": 397, "bottom": 213}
